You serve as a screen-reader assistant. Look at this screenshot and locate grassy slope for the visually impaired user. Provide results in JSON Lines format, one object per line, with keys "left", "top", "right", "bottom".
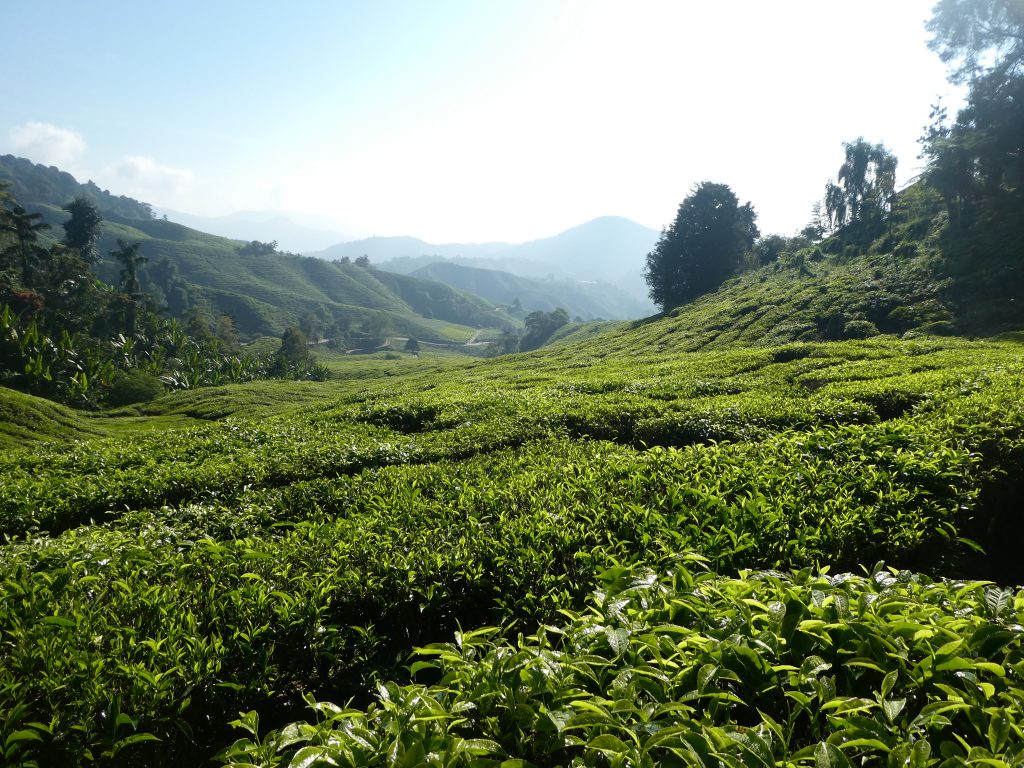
{"left": 539, "top": 182, "right": 1021, "bottom": 354}
{"left": 2, "top": 154, "right": 516, "bottom": 344}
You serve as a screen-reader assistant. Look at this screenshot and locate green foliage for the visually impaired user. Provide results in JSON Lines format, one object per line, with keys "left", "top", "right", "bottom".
{"left": 0, "top": 203, "right": 50, "bottom": 289}
{"left": 0, "top": 154, "right": 154, "bottom": 221}
{"left": 220, "top": 559, "right": 1024, "bottom": 767}
{"left": 645, "top": 182, "right": 758, "bottom": 311}
{"left": 926, "top": 0, "right": 1024, "bottom": 85}
{"left": 276, "top": 326, "right": 309, "bottom": 367}
{"left": 919, "top": 0, "right": 1024, "bottom": 316}
{"left": 2, "top": 157, "right": 513, "bottom": 345}
{"left": 520, "top": 308, "right": 569, "bottom": 351}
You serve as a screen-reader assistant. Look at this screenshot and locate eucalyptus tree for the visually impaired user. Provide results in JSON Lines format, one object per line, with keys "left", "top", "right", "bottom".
{"left": 824, "top": 139, "right": 897, "bottom": 231}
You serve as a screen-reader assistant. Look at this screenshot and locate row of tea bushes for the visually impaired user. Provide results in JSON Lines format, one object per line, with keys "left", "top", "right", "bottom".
{"left": 3, "top": 338, "right": 1021, "bottom": 540}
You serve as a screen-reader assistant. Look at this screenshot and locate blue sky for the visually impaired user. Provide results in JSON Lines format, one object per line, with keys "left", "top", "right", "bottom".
{"left": 3, "top": 1, "right": 961, "bottom": 243}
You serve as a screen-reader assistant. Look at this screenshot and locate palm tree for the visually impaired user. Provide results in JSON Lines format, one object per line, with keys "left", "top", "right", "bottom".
{"left": 1, "top": 204, "right": 50, "bottom": 288}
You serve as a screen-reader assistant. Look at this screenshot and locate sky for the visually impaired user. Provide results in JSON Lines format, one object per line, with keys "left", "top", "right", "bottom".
{"left": 2, "top": 0, "right": 962, "bottom": 245}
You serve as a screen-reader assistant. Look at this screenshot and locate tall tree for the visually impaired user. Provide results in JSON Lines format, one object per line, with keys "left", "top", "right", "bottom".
{"left": 824, "top": 139, "right": 897, "bottom": 231}
{"left": 111, "top": 239, "right": 147, "bottom": 334}
{"left": 276, "top": 326, "right": 309, "bottom": 369}
{"left": 644, "top": 182, "right": 758, "bottom": 311}
{"left": 924, "top": 0, "right": 1024, "bottom": 219}
{"left": 62, "top": 197, "right": 103, "bottom": 265}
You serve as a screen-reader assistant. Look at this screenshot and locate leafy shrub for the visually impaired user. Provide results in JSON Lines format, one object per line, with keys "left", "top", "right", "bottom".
{"left": 218, "top": 559, "right": 1024, "bottom": 768}
{"left": 843, "top": 318, "right": 880, "bottom": 339}
{"left": 107, "top": 370, "right": 165, "bottom": 406}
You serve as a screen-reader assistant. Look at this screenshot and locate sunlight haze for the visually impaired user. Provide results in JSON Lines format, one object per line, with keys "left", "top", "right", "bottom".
{"left": 2, "top": 0, "right": 960, "bottom": 244}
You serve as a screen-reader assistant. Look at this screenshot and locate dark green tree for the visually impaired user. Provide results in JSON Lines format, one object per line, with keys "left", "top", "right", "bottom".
{"left": 110, "top": 239, "right": 147, "bottom": 334}
{"left": 62, "top": 197, "right": 103, "bottom": 265}
{"left": 921, "top": 103, "right": 977, "bottom": 232}
{"left": 276, "top": 325, "right": 310, "bottom": 370}
{"left": 750, "top": 234, "right": 794, "bottom": 267}
{"left": 111, "top": 239, "right": 146, "bottom": 296}
{"left": 215, "top": 314, "right": 240, "bottom": 354}
{"left": 520, "top": 307, "right": 570, "bottom": 351}
{"left": 923, "top": 0, "right": 1024, "bottom": 223}
{"left": 644, "top": 182, "right": 758, "bottom": 311}
{"left": 403, "top": 336, "right": 420, "bottom": 355}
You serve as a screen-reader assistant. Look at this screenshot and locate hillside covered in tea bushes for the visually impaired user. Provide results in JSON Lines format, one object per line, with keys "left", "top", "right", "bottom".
{"left": 2, "top": 325, "right": 1024, "bottom": 765}
{"left": 5, "top": 1, "right": 1024, "bottom": 763}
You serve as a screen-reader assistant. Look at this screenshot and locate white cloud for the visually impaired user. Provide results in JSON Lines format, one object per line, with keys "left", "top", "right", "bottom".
{"left": 8, "top": 122, "right": 86, "bottom": 167}
{"left": 100, "top": 155, "right": 194, "bottom": 207}
{"left": 111, "top": 155, "right": 193, "bottom": 187}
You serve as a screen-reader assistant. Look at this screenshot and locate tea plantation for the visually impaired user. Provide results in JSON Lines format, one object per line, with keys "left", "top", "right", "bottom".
{"left": 3, "top": 328, "right": 1024, "bottom": 765}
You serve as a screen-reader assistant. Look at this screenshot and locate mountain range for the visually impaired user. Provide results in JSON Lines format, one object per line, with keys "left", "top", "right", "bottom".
{"left": 1, "top": 155, "right": 520, "bottom": 342}
{"left": 308, "top": 216, "right": 660, "bottom": 317}
{"left": 410, "top": 261, "right": 655, "bottom": 320}
{"left": 310, "top": 216, "right": 658, "bottom": 282}
{"left": 3, "top": 154, "right": 660, "bottom": 324}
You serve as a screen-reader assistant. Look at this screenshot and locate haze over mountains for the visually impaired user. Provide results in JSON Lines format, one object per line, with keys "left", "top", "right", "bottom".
{"left": 149, "top": 197, "right": 663, "bottom": 320}
{"left": 154, "top": 208, "right": 352, "bottom": 254}
{"left": 311, "top": 216, "right": 656, "bottom": 280}
{"left": 1, "top": 154, "right": 658, "bottom": 335}
{"left": 410, "top": 261, "right": 655, "bottom": 320}
{"left": 309, "top": 216, "right": 660, "bottom": 316}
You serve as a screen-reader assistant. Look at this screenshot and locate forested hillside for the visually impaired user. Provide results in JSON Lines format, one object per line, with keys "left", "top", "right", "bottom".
{"left": 0, "top": 155, "right": 515, "bottom": 342}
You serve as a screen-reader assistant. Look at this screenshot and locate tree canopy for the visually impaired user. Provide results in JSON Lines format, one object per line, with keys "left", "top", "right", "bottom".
{"left": 922, "top": 0, "right": 1023, "bottom": 232}
{"left": 644, "top": 182, "right": 757, "bottom": 312}
{"left": 926, "top": 0, "right": 1024, "bottom": 84}
{"left": 520, "top": 307, "right": 570, "bottom": 351}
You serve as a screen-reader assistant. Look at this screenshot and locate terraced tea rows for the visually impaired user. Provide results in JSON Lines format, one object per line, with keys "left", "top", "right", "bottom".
{"left": 2, "top": 335, "right": 1023, "bottom": 765}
